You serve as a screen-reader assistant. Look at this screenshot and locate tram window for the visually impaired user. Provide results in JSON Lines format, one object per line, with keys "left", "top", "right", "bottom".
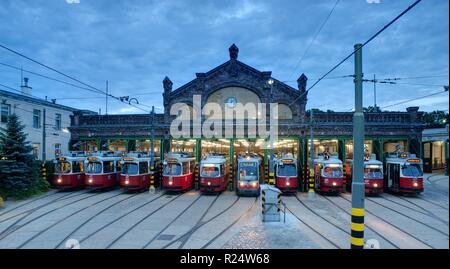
{"left": 278, "top": 164, "right": 296, "bottom": 177}
{"left": 164, "top": 163, "right": 181, "bottom": 176}
{"left": 139, "top": 162, "right": 149, "bottom": 174}
{"left": 364, "top": 166, "right": 383, "bottom": 179}
{"left": 322, "top": 166, "right": 343, "bottom": 178}
{"left": 72, "top": 161, "right": 84, "bottom": 173}
{"left": 239, "top": 162, "right": 258, "bottom": 179}
{"left": 122, "top": 163, "right": 139, "bottom": 175}
{"left": 401, "top": 164, "right": 423, "bottom": 177}
{"left": 201, "top": 165, "right": 220, "bottom": 177}
{"left": 87, "top": 162, "right": 102, "bottom": 174}
{"left": 103, "top": 161, "right": 114, "bottom": 173}
{"left": 183, "top": 162, "right": 190, "bottom": 174}
{"left": 55, "top": 162, "right": 71, "bottom": 173}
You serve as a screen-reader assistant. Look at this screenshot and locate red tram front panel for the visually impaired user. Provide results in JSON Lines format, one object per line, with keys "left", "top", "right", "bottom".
{"left": 162, "top": 153, "right": 196, "bottom": 192}
{"left": 53, "top": 154, "right": 86, "bottom": 190}
{"left": 314, "top": 155, "right": 345, "bottom": 194}
{"left": 85, "top": 154, "right": 122, "bottom": 191}
{"left": 274, "top": 154, "right": 298, "bottom": 193}
{"left": 384, "top": 151, "right": 423, "bottom": 194}
{"left": 199, "top": 155, "right": 228, "bottom": 193}
{"left": 346, "top": 155, "right": 384, "bottom": 195}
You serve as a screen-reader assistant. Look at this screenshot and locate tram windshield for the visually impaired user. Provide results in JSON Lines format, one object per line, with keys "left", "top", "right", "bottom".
{"left": 322, "top": 165, "right": 343, "bottom": 178}
{"left": 86, "top": 161, "right": 103, "bottom": 174}
{"left": 122, "top": 162, "right": 139, "bottom": 175}
{"left": 164, "top": 163, "right": 182, "bottom": 176}
{"left": 364, "top": 165, "right": 383, "bottom": 179}
{"left": 277, "top": 163, "right": 297, "bottom": 177}
{"left": 201, "top": 165, "right": 220, "bottom": 177}
{"left": 239, "top": 162, "right": 258, "bottom": 180}
{"left": 55, "top": 161, "right": 71, "bottom": 173}
{"left": 401, "top": 163, "right": 423, "bottom": 177}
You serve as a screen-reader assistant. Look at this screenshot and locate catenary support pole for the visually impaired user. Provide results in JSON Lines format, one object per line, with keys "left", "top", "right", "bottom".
{"left": 308, "top": 109, "right": 315, "bottom": 199}
{"left": 351, "top": 43, "right": 365, "bottom": 249}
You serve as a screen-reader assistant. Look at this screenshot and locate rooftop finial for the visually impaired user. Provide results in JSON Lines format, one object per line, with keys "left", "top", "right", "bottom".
{"left": 229, "top": 44, "right": 239, "bottom": 60}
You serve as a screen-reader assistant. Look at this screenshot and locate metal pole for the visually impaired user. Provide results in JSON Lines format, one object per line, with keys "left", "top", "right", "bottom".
{"left": 269, "top": 82, "right": 274, "bottom": 185}
{"left": 351, "top": 43, "right": 365, "bottom": 249}
{"left": 105, "top": 80, "right": 108, "bottom": 115}
{"left": 308, "top": 109, "right": 315, "bottom": 198}
{"left": 42, "top": 108, "right": 46, "bottom": 161}
{"left": 150, "top": 106, "right": 155, "bottom": 164}
{"left": 373, "top": 74, "right": 377, "bottom": 111}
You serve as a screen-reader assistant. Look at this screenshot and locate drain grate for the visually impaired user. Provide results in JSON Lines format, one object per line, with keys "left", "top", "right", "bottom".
{"left": 158, "top": 234, "right": 176, "bottom": 241}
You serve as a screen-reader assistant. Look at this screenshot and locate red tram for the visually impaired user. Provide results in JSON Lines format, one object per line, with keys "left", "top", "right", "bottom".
{"left": 346, "top": 154, "right": 384, "bottom": 194}
{"left": 53, "top": 152, "right": 86, "bottom": 190}
{"left": 85, "top": 152, "right": 122, "bottom": 191}
{"left": 162, "top": 152, "right": 196, "bottom": 192}
{"left": 120, "top": 153, "right": 160, "bottom": 191}
{"left": 384, "top": 151, "right": 423, "bottom": 194}
{"left": 199, "top": 154, "right": 228, "bottom": 193}
{"left": 274, "top": 153, "right": 298, "bottom": 193}
{"left": 314, "top": 154, "right": 345, "bottom": 194}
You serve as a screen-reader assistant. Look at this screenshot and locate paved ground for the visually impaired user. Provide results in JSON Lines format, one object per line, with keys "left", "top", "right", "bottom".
{"left": 0, "top": 172, "right": 448, "bottom": 249}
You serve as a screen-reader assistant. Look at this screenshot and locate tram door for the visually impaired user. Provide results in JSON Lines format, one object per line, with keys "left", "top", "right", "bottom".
{"left": 387, "top": 163, "right": 400, "bottom": 189}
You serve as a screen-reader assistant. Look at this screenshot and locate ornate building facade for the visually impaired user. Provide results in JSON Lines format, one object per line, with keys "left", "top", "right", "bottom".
{"left": 69, "top": 44, "right": 424, "bottom": 190}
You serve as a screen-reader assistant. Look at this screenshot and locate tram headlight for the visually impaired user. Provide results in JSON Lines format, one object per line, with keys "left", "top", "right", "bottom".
{"left": 413, "top": 182, "right": 418, "bottom": 187}
{"left": 332, "top": 182, "right": 337, "bottom": 186}
{"left": 125, "top": 180, "right": 129, "bottom": 185}
{"left": 57, "top": 178, "right": 62, "bottom": 184}
{"left": 373, "top": 183, "right": 378, "bottom": 188}
{"left": 251, "top": 181, "right": 258, "bottom": 188}
{"left": 286, "top": 181, "right": 290, "bottom": 186}
{"left": 207, "top": 182, "right": 211, "bottom": 186}
{"left": 88, "top": 179, "right": 93, "bottom": 184}
{"left": 239, "top": 181, "right": 245, "bottom": 187}
{"left": 169, "top": 181, "right": 173, "bottom": 186}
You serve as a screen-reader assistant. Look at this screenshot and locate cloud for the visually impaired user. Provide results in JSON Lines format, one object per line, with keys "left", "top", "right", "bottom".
{"left": 0, "top": 0, "right": 447, "bottom": 115}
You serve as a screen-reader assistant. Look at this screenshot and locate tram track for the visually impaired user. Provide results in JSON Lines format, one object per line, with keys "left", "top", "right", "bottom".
{"left": 382, "top": 194, "right": 449, "bottom": 225}
{"left": 104, "top": 192, "right": 185, "bottom": 249}
{"left": 141, "top": 194, "right": 207, "bottom": 249}
{"left": 333, "top": 195, "right": 435, "bottom": 249}
{"left": 284, "top": 204, "right": 341, "bottom": 249}
{"left": 56, "top": 192, "right": 165, "bottom": 248}
{"left": 342, "top": 194, "right": 448, "bottom": 237}
{"left": 0, "top": 190, "right": 61, "bottom": 217}
{"left": 18, "top": 192, "right": 136, "bottom": 248}
{"left": 177, "top": 195, "right": 235, "bottom": 249}
{"left": 0, "top": 191, "right": 99, "bottom": 241}
{"left": 0, "top": 191, "right": 87, "bottom": 224}
{"left": 201, "top": 197, "right": 258, "bottom": 249}
{"left": 318, "top": 195, "right": 400, "bottom": 249}
{"left": 160, "top": 195, "right": 240, "bottom": 249}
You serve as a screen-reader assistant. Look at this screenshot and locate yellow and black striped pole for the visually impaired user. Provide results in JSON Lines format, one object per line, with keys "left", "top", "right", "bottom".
{"left": 228, "top": 164, "right": 234, "bottom": 191}
{"left": 149, "top": 165, "right": 155, "bottom": 191}
{"left": 351, "top": 208, "right": 365, "bottom": 249}
{"left": 350, "top": 43, "right": 365, "bottom": 249}
{"left": 194, "top": 163, "right": 200, "bottom": 190}
{"left": 41, "top": 162, "right": 47, "bottom": 181}
{"left": 264, "top": 161, "right": 269, "bottom": 184}
{"left": 308, "top": 168, "right": 315, "bottom": 194}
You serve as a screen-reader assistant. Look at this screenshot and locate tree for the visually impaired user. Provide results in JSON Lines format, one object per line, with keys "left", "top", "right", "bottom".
{"left": 0, "top": 114, "right": 49, "bottom": 199}
{"left": 422, "top": 110, "right": 449, "bottom": 128}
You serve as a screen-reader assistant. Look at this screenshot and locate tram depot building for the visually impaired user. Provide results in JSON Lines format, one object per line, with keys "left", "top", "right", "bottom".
{"left": 69, "top": 44, "right": 426, "bottom": 191}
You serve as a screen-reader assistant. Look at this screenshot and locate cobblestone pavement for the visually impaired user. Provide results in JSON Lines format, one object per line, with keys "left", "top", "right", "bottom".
{"left": 0, "top": 172, "right": 447, "bottom": 249}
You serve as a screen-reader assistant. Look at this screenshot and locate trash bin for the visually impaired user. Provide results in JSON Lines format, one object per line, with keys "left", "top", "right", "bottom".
{"left": 260, "top": 184, "right": 281, "bottom": 222}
